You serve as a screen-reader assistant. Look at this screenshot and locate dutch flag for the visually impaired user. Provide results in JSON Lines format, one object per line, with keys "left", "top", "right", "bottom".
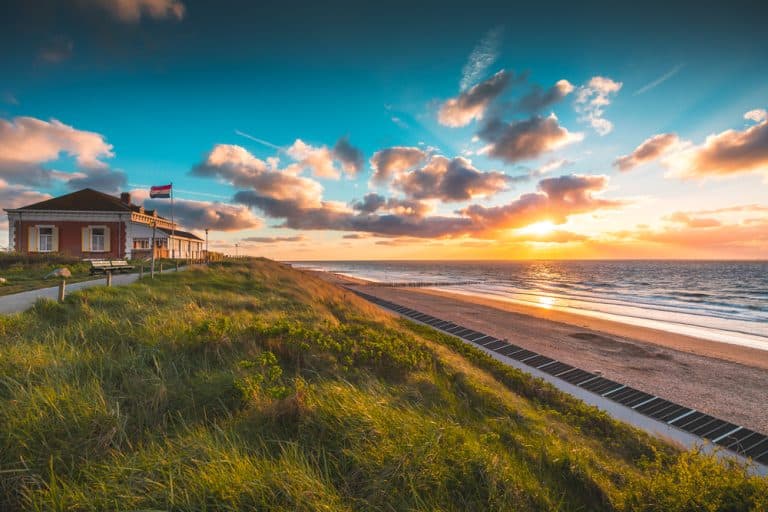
{"left": 150, "top": 184, "right": 172, "bottom": 198}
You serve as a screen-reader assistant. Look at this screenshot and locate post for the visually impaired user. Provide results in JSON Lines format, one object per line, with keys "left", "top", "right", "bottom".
{"left": 139, "top": 264, "right": 144, "bottom": 279}
{"left": 150, "top": 219, "right": 157, "bottom": 279}
{"left": 170, "top": 182, "right": 175, "bottom": 259}
{"left": 205, "top": 228, "right": 209, "bottom": 264}
{"left": 175, "top": 260, "right": 179, "bottom": 271}
{"left": 58, "top": 279, "right": 66, "bottom": 302}
{"left": 106, "top": 271, "right": 112, "bottom": 287}
{"left": 160, "top": 262, "right": 163, "bottom": 273}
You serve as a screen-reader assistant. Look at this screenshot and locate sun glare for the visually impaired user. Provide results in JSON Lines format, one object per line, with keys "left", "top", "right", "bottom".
{"left": 520, "top": 221, "right": 556, "bottom": 236}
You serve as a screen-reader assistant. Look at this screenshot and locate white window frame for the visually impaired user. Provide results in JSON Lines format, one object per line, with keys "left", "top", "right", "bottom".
{"left": 38, "top": 225, "right": 54, "bottom": 253}
{"left": 90, "top": 226, "right": 107, "bottom": 252}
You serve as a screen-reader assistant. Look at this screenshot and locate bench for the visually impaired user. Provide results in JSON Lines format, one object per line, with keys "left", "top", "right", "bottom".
{"left": 89, "top": 259, "right": 135, "bottom": 275}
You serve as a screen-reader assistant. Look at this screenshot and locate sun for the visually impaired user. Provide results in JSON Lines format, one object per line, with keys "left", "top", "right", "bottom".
{"left": 519, "top": 221, "right": 556, "bottom": 236}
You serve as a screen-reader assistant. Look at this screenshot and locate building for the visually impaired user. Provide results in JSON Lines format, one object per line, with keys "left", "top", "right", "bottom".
{"left": 4, "top": 188, "right": 204, "bottom": 260}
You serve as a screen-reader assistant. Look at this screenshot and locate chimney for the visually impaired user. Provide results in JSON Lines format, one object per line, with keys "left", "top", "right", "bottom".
{"left": 120, "top": 192, "right": 131, "bottom": 205}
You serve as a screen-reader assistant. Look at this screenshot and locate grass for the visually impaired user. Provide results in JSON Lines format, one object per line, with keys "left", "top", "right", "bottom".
{"left": 0, "top": 258, "right": 765, "bottom": 511}
{"left": 0, "top": 253, "right": 182, "bottom": 296}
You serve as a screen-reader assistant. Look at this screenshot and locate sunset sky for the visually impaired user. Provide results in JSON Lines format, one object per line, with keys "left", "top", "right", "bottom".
{"left": 1, "top": 0, "right": 767, "bottom": 259}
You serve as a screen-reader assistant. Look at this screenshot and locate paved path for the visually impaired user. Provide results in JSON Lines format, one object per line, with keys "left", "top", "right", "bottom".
{"left": 0, "top": 268, "right": 183, "bottom": 315}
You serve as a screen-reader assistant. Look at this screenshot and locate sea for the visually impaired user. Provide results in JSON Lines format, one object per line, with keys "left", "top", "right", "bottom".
{"left": 290, "top": 260, "right": 768, "bottom": 351}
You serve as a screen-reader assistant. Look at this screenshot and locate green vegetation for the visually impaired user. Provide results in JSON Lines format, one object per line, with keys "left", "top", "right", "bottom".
{"left": 0, "top": 259, "right": 765, "bottom": 511}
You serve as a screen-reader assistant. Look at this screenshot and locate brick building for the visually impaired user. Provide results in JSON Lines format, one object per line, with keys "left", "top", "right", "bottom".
{"left": 4, "top": 188, "right": 204, "bottom": 260}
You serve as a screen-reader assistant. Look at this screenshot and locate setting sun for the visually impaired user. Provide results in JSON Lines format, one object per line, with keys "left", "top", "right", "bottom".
{"left": 519, "top": 221, "right": 557, "bottom": 236}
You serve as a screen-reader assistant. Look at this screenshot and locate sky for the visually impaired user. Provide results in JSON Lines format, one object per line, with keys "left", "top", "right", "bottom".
{"left": 1, "top": 0, "right": 767, "bottom": 260}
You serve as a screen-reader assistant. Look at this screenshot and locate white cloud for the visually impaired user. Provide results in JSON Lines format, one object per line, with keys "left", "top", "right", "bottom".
{"left": 744, "top": 109, "right": 767, "bottom": 123}
{"left": 575, "top": 76, "right": 622, "bottom": 135}
{"left": 460, "top": 27, "right": 503, "bottom": 92}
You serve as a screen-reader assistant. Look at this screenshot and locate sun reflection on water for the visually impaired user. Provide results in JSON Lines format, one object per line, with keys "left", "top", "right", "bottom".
{"left": 538, "top": 296, "right": 556, "bottom": 308}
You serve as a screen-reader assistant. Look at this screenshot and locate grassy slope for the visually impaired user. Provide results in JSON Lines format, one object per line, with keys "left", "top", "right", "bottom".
{"left": 0, "top": 259, "right": 765, "bottom": 511}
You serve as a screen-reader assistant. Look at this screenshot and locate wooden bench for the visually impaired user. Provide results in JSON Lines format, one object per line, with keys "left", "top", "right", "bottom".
{"left": 89, "top": 259, "right": 135, "bottom": 275}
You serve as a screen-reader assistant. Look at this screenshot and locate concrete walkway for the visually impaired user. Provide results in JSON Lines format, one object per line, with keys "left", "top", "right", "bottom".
{"left": 0, "top": 268, "right": 183, "bottom": 315}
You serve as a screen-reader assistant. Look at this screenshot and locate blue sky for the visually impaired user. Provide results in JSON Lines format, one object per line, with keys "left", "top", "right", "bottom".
{"left": 1, "top": 0, "right": 767, "bottom": 259}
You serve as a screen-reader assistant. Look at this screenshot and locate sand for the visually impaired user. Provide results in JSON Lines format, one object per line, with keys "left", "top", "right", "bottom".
{"left": 317, "top": 271, "right": 768, "bottom": 434}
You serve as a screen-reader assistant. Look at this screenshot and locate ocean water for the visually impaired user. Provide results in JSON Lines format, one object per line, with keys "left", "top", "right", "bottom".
{"left": 291, "top": 260, "right": 768, "bottom": 351}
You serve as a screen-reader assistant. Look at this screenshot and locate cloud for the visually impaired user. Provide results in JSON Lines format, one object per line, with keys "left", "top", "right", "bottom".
{"left": 342, "top": 233, "right": 369, "bottom": 239}
{"left": 663, "top": 212, "right": 722, "bottom": 228}
{"left": 286, "top": 139, "right": 340, "bottom": 179}
{"left": 634, "top": 64, "right": 684, "bottom": 95}
{"left": 66, "top": 167, "right": 127, "bottom": 194}
{"left": 460, "top": 27, "right": 503, "bottom": 92}
{"left": 745, "top": 109, "right": 767, "bottom": 123}
{"left": 136, "top": 192, "right": 263, "bottom": 232}
{"left": 614, "top": 133, "right": 680, "bottom": 171}
{"left": 351, "top": 193, "right": 387, "bottom": 213}
{"left": 532, "top": 158, "right": 571, "bottom": 177}
{"left": 462, "top": 174, "right": 625, "bottom": 232}
{"left": 369, "top": 146, "right": 428, "bottom": 183}
{"left": 333, "top": 136, "right": 364, "bottom": 175}
{"left": 193, "top": 143, "right": 623, "bottom": 240}
{"left": 0, "top": 180, "right": 51, "bottom": 210}
{"left": 438, "top": 70, "right": 512, "bottom": 127}
{"left": 392, "top": 155, "right": 511, "bottom": 201}
{"left": 191, "top": 144, "right": 324, "bottom": 208}
{"left": 515, "top": 79, "right": 574, "bottom": 113}
{"left": 243, "top": 235, "right": 305, "bottom": 243}
{"left": 478, "top": 114, "right": 583, "bottom": 164}
{"left": 0, "top": 116, "right": 114, "bottom": 185}
{"left": 83, "top": 0, "right": 186, "bottom": 23}
{"left": 575, "top": 76, "right": 622, "bottom": 135}
{"left": 663, "top": 113, "right": 768, "bottom": 178}
{"left": 39, "top": 36, "right": 73, "bottom": 63}
{"left": 609, "top": 216, "right": 768, "bottom": 250}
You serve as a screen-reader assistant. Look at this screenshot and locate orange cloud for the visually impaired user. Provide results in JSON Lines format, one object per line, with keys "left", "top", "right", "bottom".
{"left": 0, "top": 116, "right": 114, "bottom": 185}
{"left": 86, "top": 0, "right": 186, "bottom": 23}
{"left": 665, "top": 115, "right": 768, "bottom": 178}
{"left": 438, "top": 70, "right": 512, "bottom": 127}
{"left": 614, "top": 133, "right": 679, "bottom": 171}
{"left": 369, "top": 146, "right": 427, "bottom": 183}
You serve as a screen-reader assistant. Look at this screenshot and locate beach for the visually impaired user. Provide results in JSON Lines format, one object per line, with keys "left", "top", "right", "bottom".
{"left": 318, "top": 271, "right": 768, "bottom": 434}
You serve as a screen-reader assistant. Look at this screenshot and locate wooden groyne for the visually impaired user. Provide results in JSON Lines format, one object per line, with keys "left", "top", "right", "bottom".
{"left": 364, "top": 280, "right": 485, "bottom": 288}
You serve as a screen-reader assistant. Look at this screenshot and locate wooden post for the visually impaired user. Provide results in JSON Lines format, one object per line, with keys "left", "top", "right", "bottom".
{"left": 139, "top": 264, "right": 144, "bottom": 279}
{"left": 159, "top": 263, "right": 163, "bottom": 273}
{"left": 106, "top": 271, "right": 112, "bottom": 287}
{"left": 175, "top": 261, "right": 179, "bottom": 272}
{"left": 58, "top": 279, "right": 66, "bottom": 302}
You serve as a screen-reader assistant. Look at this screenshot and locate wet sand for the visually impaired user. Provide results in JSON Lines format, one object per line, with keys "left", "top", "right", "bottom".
{"left": 317, "top": 271, "right": 768, "bottom": 434}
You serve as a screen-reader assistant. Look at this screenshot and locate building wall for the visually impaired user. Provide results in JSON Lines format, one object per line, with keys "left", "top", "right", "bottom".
{"left": 16, "top": 220, "right": 126, "bottom": 258}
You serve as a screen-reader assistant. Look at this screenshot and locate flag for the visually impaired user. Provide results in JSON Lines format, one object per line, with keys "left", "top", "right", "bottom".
{"left": 150, "top": 184, "right": 172, "bottom": 198}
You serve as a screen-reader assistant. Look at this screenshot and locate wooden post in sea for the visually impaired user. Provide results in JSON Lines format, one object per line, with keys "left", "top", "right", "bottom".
{"left": 106, "top": 271, "right": 112, "bottom": 287}
{"left": 58, "top": 279, "right": 66, "bottom": 302}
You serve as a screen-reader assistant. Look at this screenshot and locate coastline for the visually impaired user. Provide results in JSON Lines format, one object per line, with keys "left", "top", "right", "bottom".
{"left": 315, "top": 270, "right": 768, "bottom": 434}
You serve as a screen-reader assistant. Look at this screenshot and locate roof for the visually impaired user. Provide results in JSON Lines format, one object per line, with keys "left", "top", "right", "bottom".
{"left": 13, "top": 188, "right": 135, "bottom": 212}
{"left": 158, "top": 227, "right": 204, "bottom": 241}
{"left": 9, "top": 188, "right": 166, "bottom": 219}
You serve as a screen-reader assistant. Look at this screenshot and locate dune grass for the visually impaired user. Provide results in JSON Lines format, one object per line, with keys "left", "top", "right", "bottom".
{"left": 0, "top": 258, "right": 765, "bottom": 511}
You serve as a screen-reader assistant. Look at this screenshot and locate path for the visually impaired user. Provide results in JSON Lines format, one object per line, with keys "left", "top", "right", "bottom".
{"left": 0, "top": 268, "right": 183, "bottom": 315}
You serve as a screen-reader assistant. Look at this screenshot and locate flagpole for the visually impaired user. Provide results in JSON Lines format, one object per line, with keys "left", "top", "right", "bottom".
{"left": 170, "top": 182, "right": 175, "bottom": 259}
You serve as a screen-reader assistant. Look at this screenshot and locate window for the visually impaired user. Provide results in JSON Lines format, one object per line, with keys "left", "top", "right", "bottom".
{"left": 91, "top": 227, "right": 105, "bottom": 252}
{"left": 133, "top": 238, "right": 150, "bottom": 249}
{"left": 38, "top": 227, "right": 54, "bottom": 252}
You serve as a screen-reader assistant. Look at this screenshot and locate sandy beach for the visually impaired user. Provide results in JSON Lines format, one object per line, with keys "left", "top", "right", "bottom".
{"left": 318, "top": 271, "right": 768, "bottom": 434}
